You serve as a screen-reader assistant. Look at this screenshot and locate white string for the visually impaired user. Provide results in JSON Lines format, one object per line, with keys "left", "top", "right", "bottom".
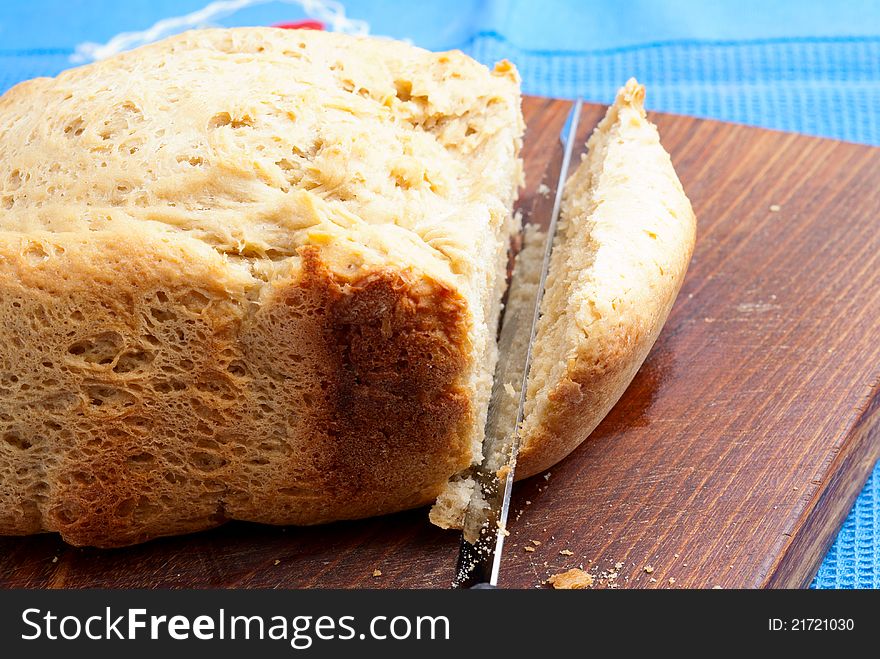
{"left": 70, "top": 0, "right": 371, "bottom": 63}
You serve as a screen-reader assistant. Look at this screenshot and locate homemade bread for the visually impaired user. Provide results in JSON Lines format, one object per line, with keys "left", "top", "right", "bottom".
{"left": 0, "top": 28, "right": 524, "bottom": 547}
{"left": 0, "top": 27, "right": 694, "bottom": 546}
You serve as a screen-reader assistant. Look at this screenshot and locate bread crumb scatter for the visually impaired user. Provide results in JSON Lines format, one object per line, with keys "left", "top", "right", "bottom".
{"left": 547, "top": 568, "right": 593, "bottom": 590}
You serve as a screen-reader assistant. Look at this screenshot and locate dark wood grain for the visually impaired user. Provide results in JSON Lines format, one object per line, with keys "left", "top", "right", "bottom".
{"left": 1, "top": 97, "right": 878, "bottom": 589}
{"left": 499, "top": 102, "right": 880, "bottom": 589}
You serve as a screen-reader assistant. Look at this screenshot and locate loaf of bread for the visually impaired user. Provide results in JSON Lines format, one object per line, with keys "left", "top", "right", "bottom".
{"left": 0, "top": 27, "right": 694, "bottom": 548}
{"left": 0, "top": 28, "right": 524, "bottom": 546}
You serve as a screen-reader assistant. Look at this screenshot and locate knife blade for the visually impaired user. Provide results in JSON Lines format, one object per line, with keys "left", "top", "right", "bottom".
{"left": 453, "top": 100, "right": 583, "bottom": 588}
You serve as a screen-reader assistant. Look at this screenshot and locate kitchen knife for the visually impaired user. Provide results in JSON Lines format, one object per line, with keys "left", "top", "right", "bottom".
{"left": 453, "top": 100, "right": 583, "bottom": 588}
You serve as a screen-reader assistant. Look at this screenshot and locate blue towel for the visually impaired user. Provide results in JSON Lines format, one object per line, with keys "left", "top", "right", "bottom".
{"left": 0, "top": 0, "right": 877, "bottom": 588}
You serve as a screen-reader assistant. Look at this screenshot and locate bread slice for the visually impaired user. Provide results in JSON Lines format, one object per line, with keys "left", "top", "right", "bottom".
{"left": 517, "top": 79, "right": 696, "bottom": 478}
{"left": 0, "top": 28, "right": 523, "bottom": 547}
{"left": 430, "top": 80, "right": 695, "bottom": 528}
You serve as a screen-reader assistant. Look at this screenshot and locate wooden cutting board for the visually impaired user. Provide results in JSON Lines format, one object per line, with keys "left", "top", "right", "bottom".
{"left": 2, "top": 97, "right": 879, "bottom": 589}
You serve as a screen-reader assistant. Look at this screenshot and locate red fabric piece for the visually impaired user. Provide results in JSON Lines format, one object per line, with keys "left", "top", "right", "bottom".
{"left": 272, "top": 20, "right": 325, "bottom": 31}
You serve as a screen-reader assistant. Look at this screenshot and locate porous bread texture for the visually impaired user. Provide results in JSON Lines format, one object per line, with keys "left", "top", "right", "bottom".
{"left": 432, "top": 80, "right": 696, "bottom": 532}
{"left": 428, "top": 475, "right": 477, "bottom": 530}
{"left": 430, "top": 80, "right": 696, "bottom": 528}
{"left": 517, "top": 79, "right": 696, "bottom": 478}
{"left": 428, "top": 223, "right": 544, "bottom": 530}
{"left": 0, "top": 27, "right": 523, "bottom": 546}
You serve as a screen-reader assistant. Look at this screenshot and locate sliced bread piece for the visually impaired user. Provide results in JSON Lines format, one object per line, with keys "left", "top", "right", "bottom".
{"left": 517, "top": 79, "right": 696, "bottom": 478}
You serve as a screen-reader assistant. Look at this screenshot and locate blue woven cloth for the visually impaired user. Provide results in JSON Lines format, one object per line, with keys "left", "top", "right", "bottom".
{"left": 0, "top": 0, "right": 877, "bottom": 588}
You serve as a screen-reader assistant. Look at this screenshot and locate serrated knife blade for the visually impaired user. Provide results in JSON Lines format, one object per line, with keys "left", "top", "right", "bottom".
{"left": 453, "top": 100, "right": 583, "bottom": 588}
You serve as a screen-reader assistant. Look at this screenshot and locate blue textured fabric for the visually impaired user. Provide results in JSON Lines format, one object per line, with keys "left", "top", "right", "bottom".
{"left": 0, "top": 1, "right": 877, "bottom": 588}
{"left": 812, "top": 468, "right": 879, "bottom": 589}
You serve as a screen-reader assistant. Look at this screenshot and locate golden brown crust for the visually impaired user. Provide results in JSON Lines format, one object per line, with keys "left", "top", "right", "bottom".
{"left": 0, "top": 235, "right": 473, "bottom": 547}
{"left": 516, "top": 278, "right": 686, "bottom": 478}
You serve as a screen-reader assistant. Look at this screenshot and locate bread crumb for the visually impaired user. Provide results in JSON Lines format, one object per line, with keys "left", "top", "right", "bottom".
{"left": 644, "top": 565, "right": 654, "bottom": 574}
{"left": 649, "top": 577, "right": 657, "bottom": 583}
{"left": 547, "top": 568, "right": 593, "bottom": 590}
{"left": 51, "top": 556, "right": 58, "bottom": 564}
{"left": 273, "top": 559, "right": 280, "bottom": 566}
{"left": 537, "top": 183, "right": 551, "bottom": 197}
{"left": 712, "top": 585, "right": 723, "bottom": 589}
{"left": 372, "top": 569, "right": 382, "bottom": 577}
{"left": 543, "top": 472, "right": 551, "bottom": 481}
{"left": 530, "top": 540, "right": 541, "bottom": 546}
{"left": 559, "top": 549, "right": 574, "bottom": 556}
{"left": 668, "top": 577, "right": 676, "bottom": 585}
{"left": 769, "top": 204, "right": 781, "bottom": 212}
{"left": 524, "top": 546, "right": 535, "bottom": 553}
{"left": 503, "top": 382, "right": 516, "bottom": 398}
{"left": 614, "top": 561, "right": 624, "bottom": 569}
